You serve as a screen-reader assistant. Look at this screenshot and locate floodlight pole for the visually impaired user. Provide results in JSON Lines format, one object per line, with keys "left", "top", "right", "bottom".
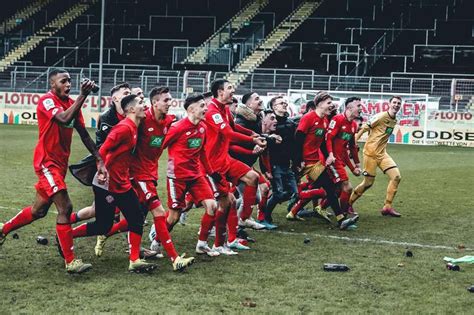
{"left": 97, "top": 0, "right": 105, "bottom": 112}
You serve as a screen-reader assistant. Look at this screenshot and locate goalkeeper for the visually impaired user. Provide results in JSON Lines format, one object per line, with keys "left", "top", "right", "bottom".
{"left": 349, "top": 96, "right": 403, "bottom": 217}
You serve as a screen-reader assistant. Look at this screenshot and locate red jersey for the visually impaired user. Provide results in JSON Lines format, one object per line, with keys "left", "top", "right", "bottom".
{"left": 99, "top": 117, "right": 138, "bottom": 193}
{"left": 204, "top": 98, "right": 254, "bottom": 172}
{"left": 326, "top": 113, "right": 360, "bottom": 164}
{"left": 130, "top": 108, "right": 175, "bottom": 181}
{"left": 33, "top": 91, "right": 85, "bottom": 173}
{"left": 162, "top": 117, "right": 212, "bottom": 181}
{"left": 296, "top": 110, "right": 328, "bottom": 164}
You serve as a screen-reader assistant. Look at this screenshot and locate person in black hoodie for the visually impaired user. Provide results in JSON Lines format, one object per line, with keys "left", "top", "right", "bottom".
{"left": 265, "top": 96, "right": 299, "bottom": 223}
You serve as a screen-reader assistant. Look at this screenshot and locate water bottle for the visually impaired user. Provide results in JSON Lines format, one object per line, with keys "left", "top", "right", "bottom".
{"left": 323, "top": 263, "right": 350, "bottom": 272}
{"left": 36, "top": 236, "right": 48, "bottom": 245}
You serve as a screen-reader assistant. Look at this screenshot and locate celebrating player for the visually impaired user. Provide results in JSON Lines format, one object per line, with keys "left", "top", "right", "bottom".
{"left": 0, "top": 69, "right": 106, "bottom": 273}
{"left": 349, "top": 96, "right": 403, "bottom": 217}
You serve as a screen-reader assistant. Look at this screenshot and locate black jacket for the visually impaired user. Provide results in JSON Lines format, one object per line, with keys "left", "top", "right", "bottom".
{"left": 269, "top": 113, "right": 297, "bottom": 168}
{"left": 232, "top": 105, "right": 261, "bottom": 167}
{"left": 69, "top": 104, "right": 121, "bottom": 186}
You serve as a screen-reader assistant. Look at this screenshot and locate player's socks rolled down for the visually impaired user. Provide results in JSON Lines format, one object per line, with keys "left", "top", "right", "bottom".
{"left": 56, "top": 223, "right": 75, "bottom": 263}
{"left": 107, "top": 218, "right": 128, "bottom": 237}
{"left": 153, "top": 216, "right": 178, "bottom": 261}
{"left": 128, "top": 231, "right": 142, "bottom": 261}
{"left": 198, "top": 212, "right": 215, "bottom": 242}
{"left": 339, "top": 190, "right": 351, "bottom": 212}
{"left": 2, "top": 206, "right": 34, "bottom": 235}
{"left": 241, "top": 185, "right": 257, "bottom": 220}
{"left": 214, "top": 210, "right": 229, "bottom": 247}
{"left": 384, "top": 168, "right": 401, "bottom": 209}
{"left": 71, "top": 223, "right": 88, "bottom": 238}
{"left": 227, "top": 204, "right": 238, "bottom": 243}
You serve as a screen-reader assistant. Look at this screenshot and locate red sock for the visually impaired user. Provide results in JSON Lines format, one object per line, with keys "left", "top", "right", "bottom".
{"left": 257, "top": 192, "right": 268, "bottom": 221}
{"left": 199, "top": 212, "right": 215, "bottom": 242}
{"left": 72, "top": 223, "right": 88, "bottom": 238}
{"left": 56, "top": 224, "right": 75, "bottom": 263}
{"left": 227, "top": 204, "right": 238, "bottom": 243}
{"left": 69, "top": 212, "right": 78, "bottom": 224}
{"left": 128, "top": 231, "right": 142, "bottom": 261}
{"left": 320, "top": 198, "right": 329, "bottom": 209}
{"left": 153, "top": 216, "right": 178, "bottom": 261}
{"left": 241, "top": 185, "right": 257, "bottom": 220}
{"left": 300, "top": 188, "right": 326, "bottom": 200}
{"left": 340, "top": 190, "right": 351, "bottom": 212}
{"left": 291, "top": 199, "right": 311, "bottom": 215}
{"left": 298, "top": 181, "right": 310, "bottom": 193}
{"left": 2, "top": 206, "right": 35, "bottom": 235}
{"left": 214, "top": 210, "right": 228, "bottom": 247}
{"left": 107, "top": 218, "right": 128, "bottom": 237}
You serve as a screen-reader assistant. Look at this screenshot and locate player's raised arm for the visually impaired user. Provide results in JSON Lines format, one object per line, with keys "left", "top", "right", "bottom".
{"left": 54, "top": 79, "right": 95, "bottom": 125}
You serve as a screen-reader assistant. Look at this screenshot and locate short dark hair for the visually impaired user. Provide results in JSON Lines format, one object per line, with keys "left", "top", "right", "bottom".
{"left": 268, "top": 96, "right": 284, "bottom": 109}
{"left": 305, "top": 100, "right": 315, "bottom": 113}
{"left": 389, "top": 95, "right": 402, "bottom": 103}
{"left": 183, "top": 93, "right": 204, "bottom": 110}
{"left": 202, "top": 91, "right": 213, "bottom": 99}
{"left": 110, "top": 82, "right": 130, "bottom": 96}
{"left": 121, "top": 94, "right": 138, "bottom": 113}
{"left": 210, "top": 79, "right": 229, "bottom": 98}
{"left": 48, "top": 68, "right": 68, "bottom": 80}
{"left": 262, "top": 109, "right": 274, "bottom": 116}
{"left": 242, "top": 92, "right": 255, "bottom": 105}
{"left": 344, "top": 96, "right": 361, "bottom": 107}
{"left": 314, "top": 92, "right": 332, "bottom": 107}
{"left": 149, "top": 86, "right": 170, "bottom": 103}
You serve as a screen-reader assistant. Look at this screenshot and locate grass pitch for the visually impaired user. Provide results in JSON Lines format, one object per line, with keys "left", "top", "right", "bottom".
{"left": 1, "top": 124, "right": 474, "bottom": 313}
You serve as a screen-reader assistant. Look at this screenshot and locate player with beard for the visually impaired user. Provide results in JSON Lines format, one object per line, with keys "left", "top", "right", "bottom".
{"left": 349, "top": 96, "right": 403, "bottom": 217}
{"left": 0, "top": 69, "right": 106, "bottom": 273}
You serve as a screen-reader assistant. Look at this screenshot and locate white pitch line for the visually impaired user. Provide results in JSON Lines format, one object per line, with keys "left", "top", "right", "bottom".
{"left": 1, "top": 205, "right": 471, "bottom": 251}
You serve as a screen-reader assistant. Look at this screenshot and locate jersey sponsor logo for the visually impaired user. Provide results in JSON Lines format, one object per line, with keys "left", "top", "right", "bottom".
{"left": 339, "top": 132, "right": 353, "bottom": 141}
{"left": 329, "top": 120, "right": 336, "bottom": 129}
{"left": 43, "top": 98, "right": 55, "bottom": 111}
{"left": 187, "top": 138, "right": 202, "bottom": 148}
{"left": 212, "top": 113, "right": 224, "bottom": 124}
{"left": 385, "top": 127, "right": 394, "bottom": 135}
{"left": 314, "top": 128, "right": 325, "bottom": 137}
{"left": 149, "top": 135, "right": 164, "bottom": 147}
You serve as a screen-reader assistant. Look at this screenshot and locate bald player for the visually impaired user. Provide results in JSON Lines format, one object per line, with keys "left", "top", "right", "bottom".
{"left": 349, "top": 96, "right": 402, "bottom": 217}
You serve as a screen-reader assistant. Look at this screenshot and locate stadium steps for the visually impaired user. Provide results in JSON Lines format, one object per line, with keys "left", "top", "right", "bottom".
{"left": 0, "top": 1, "right": 96, "bottom": 72}
{"left": 225, "top": 0, "right": 321, "bottom": 86}
{"left": 0, "top": 0, "right": 54, "bottom": 35}
{"left": 183, "top": 0, "right": 268, "bottom": 64}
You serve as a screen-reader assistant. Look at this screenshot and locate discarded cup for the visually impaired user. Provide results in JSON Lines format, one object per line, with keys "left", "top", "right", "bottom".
{"left": 36, "top": 236, "right": 48, "bottom": 245}
{"left": 323, "top": 263, "right": 349, "bottom": 272}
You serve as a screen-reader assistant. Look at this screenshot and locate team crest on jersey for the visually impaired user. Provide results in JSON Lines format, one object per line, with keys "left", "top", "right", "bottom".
{"left": 342, "top": 125, "right": 346, "bottom": 130}
{"left": 148, "top": 127, "right": 154, "bottom": 132}
{"left": 186, "top": 131, "right": 191, "bottom": 136}
{"left": 199, "top": 127, "right": 205, "bottom": 134}
{"left": 43, "top": 98, "right": 55, "bottom": 111}
{"left": 149, "top": 135, "right": 164, "bottom": 147}
{"left": 315, "top": 128, "right": 325, "bottom": 137}
{"left": 106, "top": 195, "right": 114, "bottom": 203}
{"left": 212, "top": 113, "right": 223, "bottom": 124}
{"left": 385, "top": 127, "right": 394, "bottom": 135}
{"left": 220, "top": 123, "right": 226, "bottom": 129}
{"left": 187, "top": 138, "right": 202, "bottom": 148}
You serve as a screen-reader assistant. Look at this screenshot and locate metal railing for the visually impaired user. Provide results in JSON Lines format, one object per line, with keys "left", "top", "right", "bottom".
{"left": 119, "top": 38, "right": 189, "bottom": 56}
{"left": 148, "top": 15, "right": 216, "bottom": 33}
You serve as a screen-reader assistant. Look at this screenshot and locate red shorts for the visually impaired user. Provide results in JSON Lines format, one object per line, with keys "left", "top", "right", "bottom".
{"left": 34, "top": 164, "right": 67, "bottom": 200}
{"left": 215, "top": 158, "right": 251, "bottom": 195}
{"left": 131, "top": 179, "right": 162, "bottom": 210}
{"left": 167, "top": 176, "right": 214, "bottom": 210}
{"left": 327, "top": 160, "right": 349, "bottom": 184}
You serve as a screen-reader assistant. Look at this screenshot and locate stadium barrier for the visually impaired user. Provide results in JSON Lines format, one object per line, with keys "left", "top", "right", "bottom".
{"left": 1, "top": 90, "right": 473, "bottom": 148}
